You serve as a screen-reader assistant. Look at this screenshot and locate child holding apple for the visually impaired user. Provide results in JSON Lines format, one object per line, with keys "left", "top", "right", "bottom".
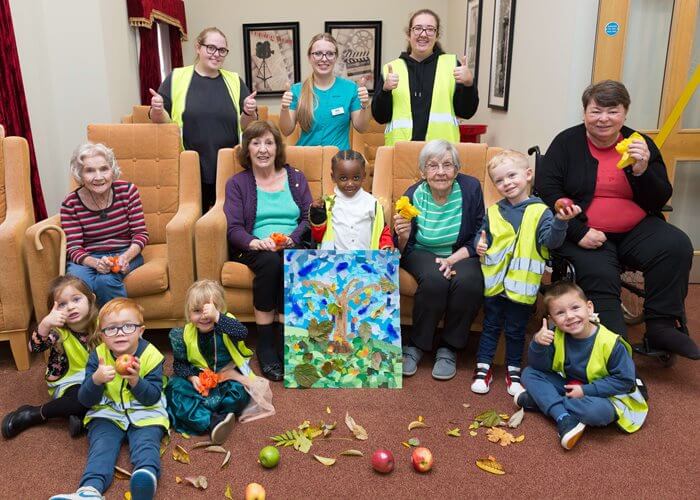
{"left": 471, "top": 150, "right": 581, "bottom": 396}
{"left": 50, "top": 298, "right": 168, "bottom": 500}
{"left": 165, "top": 280, "right": 274, "bottom": 446}
{"left": 2, "top": 275, "right": 99, "bottom": 439}
{"left": 517, "top": 281, "right": 648, "bottom": 450}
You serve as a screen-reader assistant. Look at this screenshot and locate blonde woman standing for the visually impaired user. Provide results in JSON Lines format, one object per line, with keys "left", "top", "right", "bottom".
{"left": 279, "top": 33, "right": 370, "bottom": 149}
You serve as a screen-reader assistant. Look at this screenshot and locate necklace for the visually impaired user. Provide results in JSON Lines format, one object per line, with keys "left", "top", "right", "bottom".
{"left": 85, "top": 188, "right": 112, "bottom": 220}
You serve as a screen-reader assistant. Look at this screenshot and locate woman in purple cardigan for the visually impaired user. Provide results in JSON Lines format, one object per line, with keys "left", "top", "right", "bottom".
{"left": 224, "top": 121, "right": 312, "bottom": 380}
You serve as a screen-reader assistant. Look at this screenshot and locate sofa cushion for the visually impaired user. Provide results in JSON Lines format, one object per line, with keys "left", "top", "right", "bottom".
{"left": 124, "top": 244, "right": 169, "bottom": 297}
{"left": 221, "top": 262, "right": 255, "bottom": 288}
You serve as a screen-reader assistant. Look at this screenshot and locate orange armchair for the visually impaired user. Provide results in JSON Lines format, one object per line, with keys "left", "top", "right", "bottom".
{"left": 25, "top": 124, "right": 200, "bottom": 328}
{"left": 0, "top": 133, "right": 35, "bottom": 370}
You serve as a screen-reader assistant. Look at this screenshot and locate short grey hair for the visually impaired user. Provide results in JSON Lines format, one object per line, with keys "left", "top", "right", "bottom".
{"left": 418, "top": 139, "right": 461, "bottom": 174}
{"left": 69, "top": 142, "right": 121, "bottom": 184}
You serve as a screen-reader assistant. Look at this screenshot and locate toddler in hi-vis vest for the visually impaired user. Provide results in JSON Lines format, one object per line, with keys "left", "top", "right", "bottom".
{"left": 2, "top": 276, "right": 99, "bottom": 439}
{"left": 165, "top": 280, "right": 274, "bottom": 445}
{"left": 517, "top": 281, "right": 648, "bottom": 450}
{"left": 471, "top": 150, "right": 581, "bottom": 396}
{"left": 309, "top": 150, "right": 393, "bottom": 250}
{"left": 51, "top": 298, "right": 168, "bottom": 500}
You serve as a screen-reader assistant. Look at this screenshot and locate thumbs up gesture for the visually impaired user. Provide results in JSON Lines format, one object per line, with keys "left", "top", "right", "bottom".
{"left": 149, "top": 88, "right": 164, "bottom": 112}
{"left": 202, "top": 301, "right": 221, "bottom": 324}
{"left": 243, "top": 91, "right": 258, "bottom": 117}
{"left": 534, "top": 318, "right": 555, "bottom": 346}
{"left": 357, "top": 75, "right": 370, "bottom": 109}
{"left": 93, "top": 356, "right": 116, "bottom": 385}
{"left": 476, "top": 230, "right": 488, "bottom": 256}
{"left": 453, "top": 56, "right": 474, "bottom": 86}
{"left": 281, "top": 81, "right": 294, "bottom": 110}
{"left": 383, "top": 64, "right": 399, "bottom": 91}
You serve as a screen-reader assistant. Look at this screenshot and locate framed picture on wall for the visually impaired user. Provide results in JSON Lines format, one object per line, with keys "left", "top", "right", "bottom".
{"left": 488, "top": 0, "right": 516, "bottom": 110}
{"left": 324, "top": 21, "right": 382, "bottom": 94}
{"left": 242, "top": 22, "right": 300, "bottom": 96}
{"left": 464, "top": 0, "right": 483, "bottom": 87}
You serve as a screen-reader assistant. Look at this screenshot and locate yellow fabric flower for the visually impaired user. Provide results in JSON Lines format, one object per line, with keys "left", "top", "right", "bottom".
{"left": 615, "top": 132, "right": 644, "bottom": 169}
{"left": 395, "top": 196, "right": 421, "bottom": 220}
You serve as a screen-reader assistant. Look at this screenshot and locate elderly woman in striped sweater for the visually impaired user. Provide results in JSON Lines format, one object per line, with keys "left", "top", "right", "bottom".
{"left": 60, "top": 143, "right": 148, "bottom": 307}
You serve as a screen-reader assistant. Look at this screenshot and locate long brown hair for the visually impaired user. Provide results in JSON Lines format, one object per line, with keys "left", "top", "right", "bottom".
{"left": 405, "top": 9, "right": 443, "bottom": 54}
{"left": 297, "top": 33, "right": 339, "bottom": 132}
{"left": 237, "top": 120, "right": 286, "bottom": 171}
{"left": 194, "top": 27, "right": 228, "bottom": 63}
{"left": 45, "top": 275, "right": 100, "bottom": 353}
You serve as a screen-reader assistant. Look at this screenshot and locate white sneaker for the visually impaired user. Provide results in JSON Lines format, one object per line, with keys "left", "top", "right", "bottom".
{"left": 506, "top": 366, "right": 524, "bottom": 396}
{"left": 49, "top": 486, "right": 104, "bottom": 500}
{"left": 470, "top": 363, "right": 492, "bottom": 394}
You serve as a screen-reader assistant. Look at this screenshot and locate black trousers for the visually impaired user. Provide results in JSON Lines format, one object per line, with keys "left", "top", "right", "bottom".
{"left": 202, "top": 182, "right": 216, "bottom": 214}
{"left": 402, "top": 250, "right": 484, "bottom": 351}
{"left": 233, "top": 250, "right": 284, "bottom": 313}
{"left": 555, "top": 215, "right": 692, "bottom": 337}
{"left": 42, "top": 384, "right": 87, "bottom": 419}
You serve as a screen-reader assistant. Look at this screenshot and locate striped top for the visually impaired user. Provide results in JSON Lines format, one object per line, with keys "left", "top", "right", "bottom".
{"left": 412, "top": 181, "right": 463, "bottom": 257}
{"left": 60, "top": 180, "right": 149, "bottom": 264}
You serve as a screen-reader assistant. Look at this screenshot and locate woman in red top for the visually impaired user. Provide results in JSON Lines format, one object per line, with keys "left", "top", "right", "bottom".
{"left": 535, "top": 80, "right": 698, "bottom": 360}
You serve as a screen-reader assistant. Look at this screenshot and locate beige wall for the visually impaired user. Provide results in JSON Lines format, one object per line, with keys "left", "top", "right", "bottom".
{"left": 10, "top": 0, "right": 139, "bottom": 213}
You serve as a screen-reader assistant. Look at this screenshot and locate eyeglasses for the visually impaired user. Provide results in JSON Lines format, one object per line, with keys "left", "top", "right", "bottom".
{"left": 411, "top": 25, "right": 438, "bottom": 36}
{"left": 101, "top": 323, "right": 142, "bottom": 337}
{"left": 310, "top": 51, "right": 337, "bottom": 61}
{"left": 202, "top": 44, "right": 229, "bottom": 57}
{"left": 425, "top": 162, "right": 456, "bottom": 173}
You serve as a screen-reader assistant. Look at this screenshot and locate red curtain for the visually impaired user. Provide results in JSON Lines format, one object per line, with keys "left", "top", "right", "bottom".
{"left": 0, "top": 0, "right": 47, "bottom": 219}
{"left": 169, "top": 24, "right": 183, "bottom": 68}
{"left": 138, "top": 26, "right": 162, "bottom": 105}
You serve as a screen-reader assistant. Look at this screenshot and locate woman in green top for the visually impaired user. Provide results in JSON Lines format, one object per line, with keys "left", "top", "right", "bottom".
{"left": 394, "top": 140, "right": 485, "bottom": 380}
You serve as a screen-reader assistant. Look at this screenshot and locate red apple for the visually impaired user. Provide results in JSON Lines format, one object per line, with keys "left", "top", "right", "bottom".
{"left": 411, "top": 446, "right": 433, "bottom": 473}
{"left": 115, "top": 354, "right": 135, "bottom": 376}
{"left": 555, "top": 197, "right": 574, "bottom": 212}
{"left": 245, "top": 483, "right": 266, "bottom": 500}
{"left": 371, "top": 449, "right": 395, "bottom": 474}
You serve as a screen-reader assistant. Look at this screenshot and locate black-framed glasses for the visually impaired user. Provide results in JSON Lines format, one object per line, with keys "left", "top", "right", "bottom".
{"left": 101, "top": 323, "right": 142, "bottom": 337}
{"left": 310, "top": 51, "right": 337, "bottom": 61}
{"left": 411, "top": 25, "right": 438, "bottom": 36}
{"left": 203, "top": 44, "right": 229, "bottom": 57}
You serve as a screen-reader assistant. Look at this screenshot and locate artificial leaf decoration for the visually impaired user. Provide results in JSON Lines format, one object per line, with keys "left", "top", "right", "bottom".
{"left": 294, "top": 363, "right": 321, "bottom": 388}
{"left": 446, "top": 428, "right": 461, "bottom": 437}
{"left": 401, "top": 442, "right": 410, "bottom": 448}
{"left": 474, "top": 409, "right": 503, "bottom": 428}
{"left": 508, "top": 408, "right": 525, "bottom": 429}
{"left": 294, "top": 434, "right": 313, "bottom": 453}
{"left": 345, "top": 412, "right": 369, "bottom": 440}
{"left": 407, "top": 437, "right": 420, "bottom": 447}
{"left": 408, "top": 417, "right": 429, "bottom": 431}
{"left": 221, "top": 450, "right": 231, "bottom": 469}
{"left": 191, "top": 440, "right": 214, "bottom": 450}
{"left": 175, "top": 477, "right": 182, "bottom": 483}
{"left": 469, "top": 431, "right": 478, "bottom": 437}
{"left": 197, "top": 369, "right": 219, "bottom": 397}
{"left": 468, "top": 422, "right": 479, "bottom": 430}
{"left": 184, "top": 475, "right": 208, "bottom": 490}
{"left": 462, "top": 403, "right": 471, "bottom": 409}
{"left": 395, "top": 196, "right": 421, "bottom": 220}
{"left": 515, "top": 435, "right": 525, "bottom": 443}
{"left": 326, "top": 406, "right": 331, "bottom": 414}
{"left": 204, "top": 445, "right": 228, "bottom": 454}
{"left": 114, "top": 466, "right": 131, "bottom": 479}
{"left": 486, "top": 427, "right": 518, "bottom": 447}
{"left": 314, "top": 455, "right": 336, "bottom": 466}
{"left": 499, "top": 413, "right": 510, "bottom": 420}
{"left": 476, "top": 457, "right": 506, "bottom": 475}
{"left": 340, "top": 449, "right": 364, "bottom": 457}
{"left": 181, "top": 433, "right": 191, "bottom": 439}
{"left": 160, "top": 429, "right": 172, "bottom": 457}
{"left": 224, "top": 484, "right": 233, "bottom": 499}
{"left": 173, "top": 445, "right": 190, "bottom": 464}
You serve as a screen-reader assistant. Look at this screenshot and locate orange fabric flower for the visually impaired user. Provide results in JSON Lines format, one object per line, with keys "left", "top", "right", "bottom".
{"left": 107, "top": 255, "right": 121, "bottom": 273}
{"left": 270, "top": 232, "right": 288, "bottom": 249}
{"left": 197, "top": 368, "right": 219, "bottom": 397}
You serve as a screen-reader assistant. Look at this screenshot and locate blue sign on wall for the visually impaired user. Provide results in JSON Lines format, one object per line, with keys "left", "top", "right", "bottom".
{"left": 605, "top": 22, "right": 620, "bottom": 37}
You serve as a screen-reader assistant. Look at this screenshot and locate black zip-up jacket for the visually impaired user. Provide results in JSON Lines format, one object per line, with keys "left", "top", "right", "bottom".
{"left": 371, "top": 50, "right": 479, "bottom": 140}
{"left": 534, "top": 123, "right": 672, "bottom": 244}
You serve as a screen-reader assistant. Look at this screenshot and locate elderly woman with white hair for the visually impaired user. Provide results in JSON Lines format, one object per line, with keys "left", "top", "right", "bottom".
{"left": 60, "top": 142, "right": 148, "bottom": 306}
{"left": 394, "top": 139, "right": 485, "bottom": 380}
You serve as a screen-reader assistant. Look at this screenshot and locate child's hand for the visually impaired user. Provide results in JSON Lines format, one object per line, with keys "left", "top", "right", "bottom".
{"left": 189, "top": 375, "right": 203, "bottom": 393}
{"left": 534, "top": 318, "right": 555, "bottom": 346}
{"left": 476, "top": 230, "right": 488, "bottom": 256}
{"left": 555, "top": 204, "right": 582, "bottom": 221}
{"left": 310, "top": 198, "right": 324, "bottom": 209}
{"left": 122, "top": 356, "right": 141, "bottom": 387}
{"left": 93, "top": 357, "right": 116, "bottom": 385}
{"left": 39, "top": 301, "right": 68, "bottom": 336}
{"left": 564, "top": 384, "right": 584, "bottom": 399}
{"left": 202, "top": 302, "right": 221, "bottom": 324}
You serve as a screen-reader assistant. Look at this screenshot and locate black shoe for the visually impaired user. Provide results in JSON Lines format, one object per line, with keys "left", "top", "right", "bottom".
{"left": 556, "top": 415, "right": 585, "bottom": 450}
{"left": 646, "top": 319, "right": 700, "bottom": 360}
{"left": 210, "top": 412, "right": 235, "bottom": 445}
{"left": 68, "top": 414, "right": 84, "bottom": 438}
{"left": 261, "top": 362, "right": 284, "bottom": 381}
{"left": 513, "top": 390, "right": 539, "bottom": 412}
{"left": 2, "top": 405, "right": 44, "bottom": 439}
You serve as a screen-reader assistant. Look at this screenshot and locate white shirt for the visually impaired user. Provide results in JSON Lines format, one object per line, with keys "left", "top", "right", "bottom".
{"left": 322, "top": 187, "right": 377, "bottom": 250}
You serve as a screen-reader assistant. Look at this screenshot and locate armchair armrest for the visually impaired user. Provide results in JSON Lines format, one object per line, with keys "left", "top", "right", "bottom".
{"left": 371, "top": 146, "right": 395, "bottom": 225}
{"left": 0, "top": 209, "right": 34, "bottom": 327}
{"left": 195, "top": 203, "right": 228, "bottom": 281}
{"left": 25, "top": 214, "right": 62, "bottom": 319}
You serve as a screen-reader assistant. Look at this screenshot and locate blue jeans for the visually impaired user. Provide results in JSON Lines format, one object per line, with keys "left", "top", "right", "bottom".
{"left": 66, "top": 249, "right": 144, "bottom": 307}
{"left": 522, "top": 367, "right": 616, "bottom": 426}
{"left": 80, "top": 418, "right": 163, "bottom": 493}
{"left": 476, "top": 295, "right": 532, "bottom": 366}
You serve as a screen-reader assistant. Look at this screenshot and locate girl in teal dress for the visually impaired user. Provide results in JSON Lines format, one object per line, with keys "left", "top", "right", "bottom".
{"left": 166, "top": 280, "right": 269, "bottom": 444}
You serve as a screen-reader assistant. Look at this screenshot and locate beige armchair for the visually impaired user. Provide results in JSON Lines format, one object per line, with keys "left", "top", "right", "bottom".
{"left": 351, "top": 117, "right": 385, "bottom": 191}
{"left": 122, "top": 105, "right": 271, "bottom": 124}
{"left": 195, "top": 145, "right": 338, "bottom": 320}
{"left": 0, "top": 133, "right": 35, "bottom": 370}
{"left": 25, "top": 124, "right": 200, "bottom": 328}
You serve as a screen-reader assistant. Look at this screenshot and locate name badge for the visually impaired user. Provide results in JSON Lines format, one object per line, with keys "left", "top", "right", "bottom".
{"left": 331, "top": 107, "right": 345, "bottom": 116}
